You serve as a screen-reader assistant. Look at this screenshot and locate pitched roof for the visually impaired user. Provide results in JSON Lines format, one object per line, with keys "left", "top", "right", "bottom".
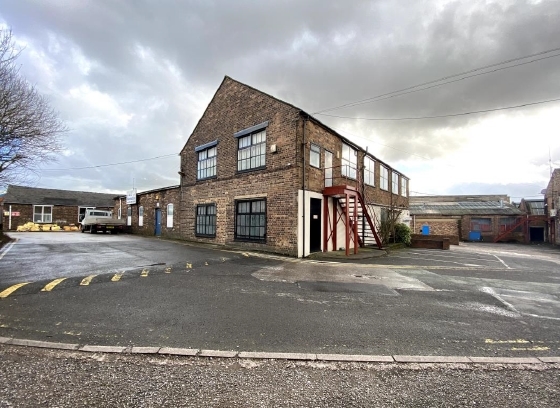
{"left": 410, "top": 200, "right": 524, "bottom": 216}
{"left": 183, "top": 76, "right": 408, "bottom": 179}
{"left": 2, "top": 185, "right": 116, "bottom": 207}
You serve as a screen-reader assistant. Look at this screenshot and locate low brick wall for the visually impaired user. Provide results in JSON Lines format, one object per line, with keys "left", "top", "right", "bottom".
{"left": 411, "top": 234, "right": 459, "bottom": 245}
{"left": 411, "top": 237, "right": 450, "bottom": 250}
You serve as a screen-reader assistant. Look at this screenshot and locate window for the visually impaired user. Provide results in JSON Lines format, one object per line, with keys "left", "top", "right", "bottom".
{"left": 341, "top": 143, "right": 357, "bottom": 179}
{"left": 138, "top": 206, "right": 144, "bottom": 227}
{"left": 127, "top": 207, "right": 132, "bottom": 226}
{"left": 401, "top": 178, "right": 407, "bottom": 197}
{"left": 118, "top": 207, "right": 122, "bottom": 219}
{"left": 471, "top": 218, "right": 492, "bottom": 232}
{"left": 238, "top": 129, "right": 266, "bottom": 171}
{"left": 380, "top": 166, "right": 389, "bottom": 191}
{"left": 392, "top": 172, "right": 399, "bottom": 194}
{"left": 310, "top": 143, "right": 320, "bottom": 168}
{"left": 364, "top": 156, "right": 375, "bottom": 186}
{"left": 167, "top": 204, "right": 174, "bottom": 228}
{"left": 33, "top": 205, "right": 52, "bottom": 223}
{"left": 197, "top": 146, "right": 217, "bottom": 180}
{"left": 196, "top": 204, "right": 216, "bottom": 237}
{"left": 500, "top": 217, "right": 522, "bottom": 232}
{"left": 235, "top": 199, "right": 266, "bottom": 242}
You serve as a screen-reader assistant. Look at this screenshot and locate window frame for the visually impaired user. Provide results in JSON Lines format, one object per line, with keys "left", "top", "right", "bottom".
{"left": 380, "top": 166, "right": 389, "bottom": 191}
{"left": 392, "top": 172, "right": 399, "bottom": 194}
{"left": 138, "top": 205, "right": 144, "bottom": 227}
{"left": 234, "top": 198, "right": 267, "bottom": 242}
{"left": 196, "top": 145, "right": 217, "bottom": 180}
{"left": 33, "top": 205, "right": 53, "bottom": 223}
{"left": 310, "top": 143, "right": 320, "bottom": 168}
{"left": 364, "top": 156, "right": 375, "bottom": 187}
{"left": 237, "top": 129, "right": 267, "bottom": 173}
{"left": 166, "top": 203, "right": 174, "bottom": 228}
{"left": 471, "top": 218, "right": 492, "bottom": 232}
{"left": 195, "top": 203, "right": 217, "bottom": 238}
{"left": 401, "top": 178, "right": 407, "bottom": 197}
{"left": 341, "top": 143, "right": 357, "bottom": 179}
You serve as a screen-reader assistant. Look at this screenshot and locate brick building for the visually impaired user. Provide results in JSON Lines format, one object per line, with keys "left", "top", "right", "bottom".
{"left": 176, "top": 76, "right": 409, "bottom": 257}
{"left": 114, "top": 186, "right": 180, "bottom": 238}
{"left": 2, "top": 185, "right": 115, "bottom": 230}
{"left": 410, "top": 195, "right": 527, "bottom": 243}
{"left": 545, "top": 168, "right": 560, "bottom": 245}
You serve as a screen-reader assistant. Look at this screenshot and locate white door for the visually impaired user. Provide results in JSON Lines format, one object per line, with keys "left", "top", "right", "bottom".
{"left": 325, "top": 150, "right": 333, "bottom": 187}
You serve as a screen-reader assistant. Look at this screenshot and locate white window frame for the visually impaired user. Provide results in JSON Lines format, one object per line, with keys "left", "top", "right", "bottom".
{"left": 401, "top": 178, "right": 407, "bottom": 197}
{"left": 364, "top": 156, "right": 375, "bottom": 187}
{"left": 380, "top": 166, "right": 389, "bottom": 191}
{"left": 167, "top": 203, "right": 174, "bottom": 228}
{"left": 392, "top": 172, "right": 399, "bottom": 194}
{"left": 138, "top": 206, "right": 144, "bottom": 227}
{"left": 310, "top": 143, "right": 320, "bottom": 168}
{"left": 33, "top": 205, "right": 53, "bottom": 223}
{"left": 127, "top": 207, "right": 132, "bottom": 226}
{"left": 341, "top": 143, "right": 357, "bottom": 179}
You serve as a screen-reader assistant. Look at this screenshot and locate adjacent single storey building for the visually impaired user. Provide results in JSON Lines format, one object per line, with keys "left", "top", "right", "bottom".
{"left": 2, "top": 185, "right": 116, "bottom": 231}
{"left": 409, "top": 195, "right": 527, "bottom": 243}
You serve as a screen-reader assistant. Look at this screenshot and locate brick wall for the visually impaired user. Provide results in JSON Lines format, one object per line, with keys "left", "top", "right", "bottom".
{"left": 461, "top": 215, "right": 524, "bottom": 242}
{"left": 3, "top": 204, "right": 110, "bottom": 230}
{"left": 116, "top": 188, "right": 181, "bottom": 238}
{"left": 179, "top": 77, "right": 301, "bottom": 255}
{"left": 412, "top": 216, "right": 460, "bottom": 237}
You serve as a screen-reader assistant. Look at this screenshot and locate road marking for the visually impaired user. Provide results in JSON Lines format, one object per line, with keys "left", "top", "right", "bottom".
{"left": 0, "top": 239, "right": 17, "bottom": 261}
{"left": 485, "top": 339, "right": 529, "bottom": 344}
{"left": 493, "top": 254, "right": 511, "bottom": 269}
{"left": 0, "top": 282, "right": 30, "bottom": 299}
{"left": 111, "top": 273, "right": 123, "bottom": 282}
{"left": 165, "top": 267, "right": 171, "bottom": 274}
{"left": 186, "top": 263, "right": 192, "bottom": 269}
{"left": 204, "top": 261, "right": 208, "bottom": 266}
{"left": 141, "top": 269, "right": 149, "bottom": 277}
{"left": 80, "top": 275, "right": 96, "bottom": 286}
{"left": 41, "top": 278, "right": 67, "bottom": 292}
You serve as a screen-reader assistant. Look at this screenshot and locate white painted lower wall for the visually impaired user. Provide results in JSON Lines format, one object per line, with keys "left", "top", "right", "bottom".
{"left": 297, "top": 190, "right": 324, "bottom": 258}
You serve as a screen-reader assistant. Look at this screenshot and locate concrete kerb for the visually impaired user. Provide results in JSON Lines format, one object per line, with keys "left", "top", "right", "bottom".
{"left": 1, "top": 337, "right": 559, "bottom": 366}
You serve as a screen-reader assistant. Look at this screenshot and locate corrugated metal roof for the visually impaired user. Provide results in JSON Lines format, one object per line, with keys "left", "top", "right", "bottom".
{"left": 410, "top": 201, "right": 523, "bottom": 216}
{"left": 2, "top": 185, "right": 116, "bottom": 207}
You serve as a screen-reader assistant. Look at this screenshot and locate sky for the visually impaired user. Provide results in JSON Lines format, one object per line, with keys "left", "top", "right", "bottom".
{"left": 1, "top": 0, "right": 559, "bottom": 202}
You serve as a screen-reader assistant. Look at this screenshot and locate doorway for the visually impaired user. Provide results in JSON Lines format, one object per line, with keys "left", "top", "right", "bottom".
{"left": 310, "top": 198, "right": 322, "bottom": 252}
{"left": 155, "top": 208, "right": 162, "bottom": 236}
{"left": 529, "top": 226, "right": 544, "bottom": 242}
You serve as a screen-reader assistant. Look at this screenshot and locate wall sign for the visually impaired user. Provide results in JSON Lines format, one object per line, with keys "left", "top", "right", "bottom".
{"left": 126, "top": 189, "right": 137, "bottom": 205}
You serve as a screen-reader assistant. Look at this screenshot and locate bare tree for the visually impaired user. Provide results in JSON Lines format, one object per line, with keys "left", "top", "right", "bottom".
{"left": 0, "top": 29, "right": 66, "bottom": 186}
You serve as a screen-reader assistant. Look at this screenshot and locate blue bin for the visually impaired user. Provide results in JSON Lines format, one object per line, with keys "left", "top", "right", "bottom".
{"left": 421, "top": 225, "right": 430, "bottom": 235}
{"left": 469, "top": 231, "right": 482, "bottom": 241}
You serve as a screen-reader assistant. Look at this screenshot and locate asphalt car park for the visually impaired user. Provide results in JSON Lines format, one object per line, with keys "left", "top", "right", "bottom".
{"left": 0, "top": 233, "right": 559, "bottom": 358}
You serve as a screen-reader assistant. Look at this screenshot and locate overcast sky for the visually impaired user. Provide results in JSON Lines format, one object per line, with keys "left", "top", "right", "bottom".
{"left": 1, "top": 0, "right": 559, "bottom": 201}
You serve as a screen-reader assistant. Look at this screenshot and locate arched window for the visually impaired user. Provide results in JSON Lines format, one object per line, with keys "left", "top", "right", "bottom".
{"left": 167, "top": 203, "right": 174, "bottom": 228}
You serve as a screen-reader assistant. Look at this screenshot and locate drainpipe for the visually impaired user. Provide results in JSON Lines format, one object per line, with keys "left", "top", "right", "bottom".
{"left": 8, "top": 205, "right": 12, "bottom": 230}
{"left": 302, "top": 115, "right": 307, "bottom": 258}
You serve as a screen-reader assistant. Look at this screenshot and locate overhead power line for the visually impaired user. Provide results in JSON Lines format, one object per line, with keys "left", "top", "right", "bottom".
{"left": 317, "top": 97, "right": 560, "bottom": 121}
{"left": 313, "top": 47, "right": 560, "bottom": 115}
{"left": 41, "top": 153, "right": 178, "bottom": 171}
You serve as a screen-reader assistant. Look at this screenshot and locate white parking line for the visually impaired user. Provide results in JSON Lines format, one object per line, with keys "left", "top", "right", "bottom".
{"left": 493, "top": 255, "right": 511, "bottom": 269}
{"left": 0, "top": 239, "right": 17, "bottom": 261}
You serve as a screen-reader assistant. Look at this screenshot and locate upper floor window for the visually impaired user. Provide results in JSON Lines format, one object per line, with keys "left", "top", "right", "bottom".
{"left": 196, "top": 204, "right": 216, "bottom": 237}
{"left": 341, "top": 143, "right": 357, "bottom": 179}
{"left": 238, "top": 129, "right": 266, "bottom": 171}
{"left": 392, "top": 172, "right": 399, "bottom": 194}
{"left": 195, "top": 140, "right": 218, "bottom": 180}
{"left": 380, "top": 166, "right": 389, "bottom": 191}
{"left": 33, "top": 205, "right": 52, "bottom": 223}
{"left": 364, "top": 156, "right": 375, "bottom": 186}
{"left": 310, "top": 143, "right": 320, "bottom": 168}
{"left": 401, "top": 178, "right": 407, "bottom": 197}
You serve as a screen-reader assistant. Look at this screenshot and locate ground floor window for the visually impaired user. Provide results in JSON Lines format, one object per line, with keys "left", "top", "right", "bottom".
{"left": 167, "top": 203, "right": 174, "bottom": 228}
{"left": 471, "top": 218, "right": 492, "bottom": 232}
{"left": 33, "top": 205, "right": 52, "bottom": 223}
{"left": 196, "top": 204, "right": 216, "bottom": 237}
{"left": 139, "top": 206, "right": 144, "bottom": 227}
{"left": 235, "top": 199, "right": 266, "bottom": 242}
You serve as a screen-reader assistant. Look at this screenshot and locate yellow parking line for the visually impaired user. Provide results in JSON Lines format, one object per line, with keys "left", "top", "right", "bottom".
{"left": 80, "top": 275, "right": 97, "bottom": 286}
{"left": 165, "top": 267, "right": 172, "bottom": 274}
{"left": 0, "top": 282, "right": 30, "bottom": 299}
{"left": 41, "top": 278, "right": 67, "bottom": 292}
{"left": 141, "top": 269, "right": 149, "bottom": 277}
{"left": 111, "top": 273, "right": 123, "bottom": 282}
{"left": 186, "top": 263, "right": 192, "bottom": 269}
